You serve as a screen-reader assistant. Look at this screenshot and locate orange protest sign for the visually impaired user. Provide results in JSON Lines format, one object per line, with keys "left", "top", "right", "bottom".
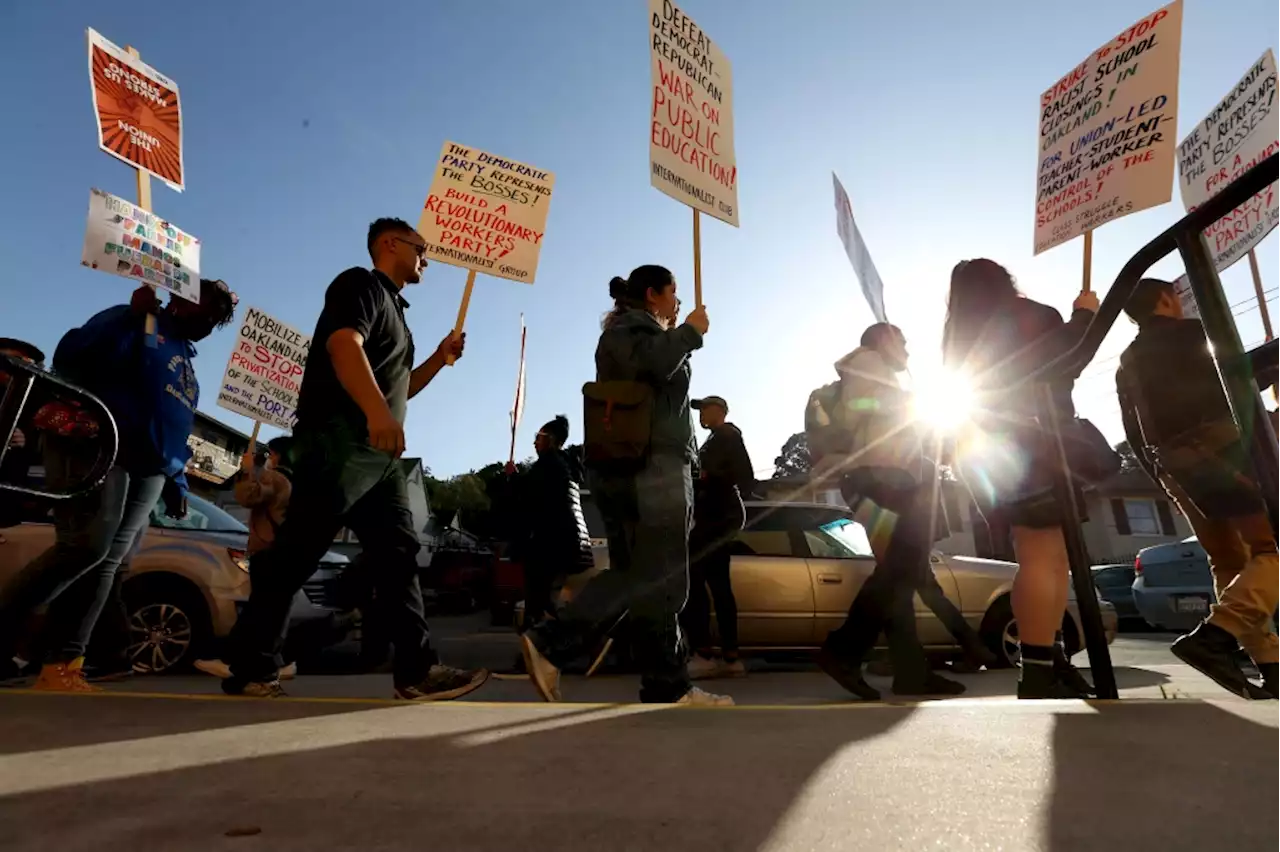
{"left": 87, "top": 28, "right": 184, "bottom": 190}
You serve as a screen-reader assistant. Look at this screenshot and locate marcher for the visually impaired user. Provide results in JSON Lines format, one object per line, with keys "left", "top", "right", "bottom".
{"left": 684, "top": 395, "right": 753, "bottom": 679}
{"left": 221, "top": 217, "right": 488, "bottom": 701}
{"left": 1116, "top": 278, "right": 1276, "bottom": 699}
{"left": 943, "top": 259, "right": 1110, "bottom": 700}
{"left": 194, "top": 436, "right": 299, "bottom": 682}
{"left": 808, "top": 323, "right": 964, "bottom": 698}
{"left": 520, "top": 265, "right": 731, "bottom": 705}
{"left": 0, "top": 280, "right": 237, "bottom": 690}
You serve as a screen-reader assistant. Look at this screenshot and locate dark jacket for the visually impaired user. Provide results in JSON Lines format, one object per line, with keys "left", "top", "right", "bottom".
{"left": 595, "top": 309, "right": 702, "bottom": 462}
{"left": 959, "top": 298, "right": 1093, "bottom": 421}
{"left": 694, "top": 423, "right": 754, "bottom": 533}
{"left": 511, "top": 448, "right": 594, "bottom": 574}
{"left": 1116, "top": 316, "right": 1237, "bottom": 478}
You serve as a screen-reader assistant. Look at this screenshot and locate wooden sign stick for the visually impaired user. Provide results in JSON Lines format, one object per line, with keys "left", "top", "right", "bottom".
{"left": 692, "top": 208, "right": 704, "bottom": 308}
{"left": 1081, "top": 230, "right": 1094, "bottom": 294}
{"left": 446, "top": 269, "right": 477, "bottom": 366}
{"left": 126, "top": 45, "right": 160, "bottom": 348}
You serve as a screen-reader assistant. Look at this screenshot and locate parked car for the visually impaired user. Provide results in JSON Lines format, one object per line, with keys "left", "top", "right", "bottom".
{"left": 1131, "top": 536, "right": 1214, "bottom": 631}
{"left": 1091, "top": 563, "right": 1141, "bottom": 624}
{"left": 0, "top": 491, "right": 350, "bottom": 672}
{"left": 499, "top": 500, "right": 1117, "bottom": 667}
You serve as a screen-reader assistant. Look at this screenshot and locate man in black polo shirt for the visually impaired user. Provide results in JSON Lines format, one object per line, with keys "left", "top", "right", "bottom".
{"left": 223, "top": 217, "right": 489, "bottom": 700}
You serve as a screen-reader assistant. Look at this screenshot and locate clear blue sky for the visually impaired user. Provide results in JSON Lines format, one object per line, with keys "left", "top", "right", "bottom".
{"left": 2, "top": 0, "right": 1276, "bottom": 478}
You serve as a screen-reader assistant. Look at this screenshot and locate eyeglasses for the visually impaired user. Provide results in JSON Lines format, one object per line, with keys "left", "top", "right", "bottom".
{"left": 394, "top": 237, "right": 429, "bottom": 259}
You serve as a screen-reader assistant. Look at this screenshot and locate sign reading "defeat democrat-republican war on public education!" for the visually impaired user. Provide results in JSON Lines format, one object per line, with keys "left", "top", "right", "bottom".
{"left": 81, "top": 187, "right": 200, "bottom": 302}
{"left": 217, "top": 307, "right": 312, "bottom": 432}
{"left": 1034, "top": 0, "right": 1183, "bottom": 255}
{"left": 417, "top": 141, "right": 555, "bottom": 285}
{"left": 1178, "top": 50, "right": 1279, "bottom": 272}
{"left": 648, "top": 0, "right": 738, "bottom": 227}
{"left": 87, "top": 27, "right": 184, "bottom": 191}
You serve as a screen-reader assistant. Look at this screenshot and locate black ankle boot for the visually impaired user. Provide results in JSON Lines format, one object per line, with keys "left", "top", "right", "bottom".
{"left": 1171, "top": 623, "right": 1271, "bottom": 700}
{"left": 1053, "top": 639, "right": 1095, "bottom": 697}
{"left": 893, "top": 671, "right": 966, "bottom": 697}
{"left": 1259, "top": 663, "right": 1278, "bottom": 699}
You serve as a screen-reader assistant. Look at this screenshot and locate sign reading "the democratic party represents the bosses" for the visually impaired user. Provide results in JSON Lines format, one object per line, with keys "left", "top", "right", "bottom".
{"left": 648, "top": 0, "right": 738, "bottom": 226}
{"left": 1178, "top": 50, "right": 1279, "bottom": 272}
{"left": 216, "top": 307, "right": 311, "bottom": 431}
{"left": 1034, "top": 1, "right": 1183, "bottom": 255}
{"left": 417, "top": 141, "right": 555, "bottom": 285}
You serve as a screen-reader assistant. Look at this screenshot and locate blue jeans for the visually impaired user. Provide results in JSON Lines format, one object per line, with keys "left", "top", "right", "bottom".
{"left": 0, "top": 438, "right": 164, "bottom": 664}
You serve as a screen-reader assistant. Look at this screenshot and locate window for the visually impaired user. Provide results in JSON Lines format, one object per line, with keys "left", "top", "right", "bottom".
{"left": 803, "top": 517, "right": 874, "bottom": 559}
{"left": 151, "top": 493, "right": 248, "bottom": 533}
{"left": 1121, "top": 498, "right": 1161, "bottom": 536}
{"left": 735, "top": 530, "right": 795, "bottom": 557}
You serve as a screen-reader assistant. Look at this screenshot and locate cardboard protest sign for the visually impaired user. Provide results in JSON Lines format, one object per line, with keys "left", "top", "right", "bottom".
{"left": 417, "top": 141, "right": 555, "bottom": 284}
{"left": 87, "top": 28, "right": 184, "bottom": 190}
{"left": 833, "top": 173, "right": 888, "bottom": 323}
{"left": 1177, "top": 50, "right": 1278, "bottom": 272}
{"left": 1171, "top": 274, "right": 1199, "bottom": 319}
{"left": 216, "top": 307, "right": 312, "bottom": 431}
{"left": 648, "top": 0, "right": 738, "bottom": 226}
{"left": 1034, "top": 1, "right": 1183, "bottom": 255}
{"left": 81, "top": 187, "right": 200, "bottom": 302}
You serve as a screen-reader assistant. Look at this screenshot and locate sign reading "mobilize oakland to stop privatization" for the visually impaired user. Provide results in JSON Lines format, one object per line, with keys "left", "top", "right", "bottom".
{"left": 216, "top": 307, "right": 311, "bottom": 432}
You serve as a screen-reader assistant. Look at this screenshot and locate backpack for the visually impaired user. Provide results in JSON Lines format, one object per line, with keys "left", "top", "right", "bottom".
{"left": 804, "top": 380, "right": 848, "bottom": 466}
{"left": 581, "top": 380, "right": 654, "bottom": 474}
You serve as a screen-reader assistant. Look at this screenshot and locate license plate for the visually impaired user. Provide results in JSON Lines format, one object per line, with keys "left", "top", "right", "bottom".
{"left": 1175, "top": 596, "right": 1209, "bottom": 613}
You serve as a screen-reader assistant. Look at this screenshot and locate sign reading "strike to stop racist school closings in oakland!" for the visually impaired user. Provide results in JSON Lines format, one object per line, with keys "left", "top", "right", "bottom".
{"left": 1178, "top": 50, "right": 1279, "bottom": 273}
{"left": 217, "top": 307, "right": 312, "bottom": 432}
{"left": 1034, "top": 0, "right": 1183, "bottom": 255}
{"left": 648, "top": 0, "right": 738, "bottom": 227}
{"left": 417, "top": 141, "right": 555, "bottom": 285}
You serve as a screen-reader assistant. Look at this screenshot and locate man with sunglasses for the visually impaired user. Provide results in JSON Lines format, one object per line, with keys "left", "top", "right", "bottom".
{"left": 223, "top": 218, "right": 488, "bottom": 701}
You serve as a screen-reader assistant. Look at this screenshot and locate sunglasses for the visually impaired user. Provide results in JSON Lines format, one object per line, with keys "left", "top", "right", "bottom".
{"left": 394, "top": 237, "right": 429, "bottom": 259}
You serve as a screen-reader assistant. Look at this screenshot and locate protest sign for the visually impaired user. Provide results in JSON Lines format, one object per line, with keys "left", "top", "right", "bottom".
{"left": 418, "top": 141, "right": 555, "bottom": 285}
{"left": 648, "top": 0, "right": 738, "bottom": 227}
{"left": 1172, "top": 274, "right": 1199, "bottom": 319}
{"left": 1034, "top": 0, "right": 1183, "bottom": 256}
{"left": 1177, "top": 50, "right": 1278, "bottom": 273}
{"left": 833, "top": 173, "right": 888, "bottom": 323}
{"left": 87, "top": 28, "right": 183, "bottom": 190}
{"left": 216, "top": 307, "right": 312, "bottom": 432}
{"left": 81, "top": 187, "right": 200, "bottom": 302}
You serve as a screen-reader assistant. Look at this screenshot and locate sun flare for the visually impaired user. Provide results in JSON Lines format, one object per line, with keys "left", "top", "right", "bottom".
{"left": 909, "top": 368, "right": 975, "bottom": 433}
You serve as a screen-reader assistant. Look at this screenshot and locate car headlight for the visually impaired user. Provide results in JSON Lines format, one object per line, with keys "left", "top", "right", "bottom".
{"left": 227, "top": 547, "right": 250, "bottom": 573}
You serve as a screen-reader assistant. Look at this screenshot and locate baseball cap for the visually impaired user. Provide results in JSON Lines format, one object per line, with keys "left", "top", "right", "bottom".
{"left": 691, "top": 395, "right": 729, "bottom": 413}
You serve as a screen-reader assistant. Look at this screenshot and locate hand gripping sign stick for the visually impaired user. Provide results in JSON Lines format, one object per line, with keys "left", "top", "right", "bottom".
{"left": 418, "top": 140, "right": 555, "bottom": 368}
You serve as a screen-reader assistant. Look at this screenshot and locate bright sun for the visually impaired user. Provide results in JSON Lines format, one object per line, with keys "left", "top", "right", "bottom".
{"left": 909, "top": 367, "right": 975, "bottom": 433}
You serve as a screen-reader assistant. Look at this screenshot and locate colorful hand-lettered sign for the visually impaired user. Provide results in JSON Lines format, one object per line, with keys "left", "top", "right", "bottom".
{"left": 81, "top": 188, "right": 200, "bottom": 302}
{"left": 87, "top": 28, "right": 184, "bottom": 190}
{"left": 417, "top": 141, "right": 555, "bottom": 285}
{"left": 1034, "top": 1, "right": 1183, "bottom": 255}
{"left": 648, "top": 0, "right": 738, "bottom": 226}
{"left": 216, "top": 307, "right": 312, "bottom": 431}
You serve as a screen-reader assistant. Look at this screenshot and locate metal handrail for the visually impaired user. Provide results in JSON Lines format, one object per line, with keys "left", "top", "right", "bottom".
{"left": 0, "top": 354, "right": 119, "bottom": 500}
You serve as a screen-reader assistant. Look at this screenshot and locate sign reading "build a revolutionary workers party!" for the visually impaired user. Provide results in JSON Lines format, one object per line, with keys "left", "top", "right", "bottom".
{"left": 87, "top": 28, "right": 184, "bottom": 190}
{"left": 1034, "top": 0, "right": 1184, "bottom": 255}
{"left": 649, "top": 0, "right": 738, "bottom": 227}
{"left": 417, "top": 141, "right": 555, "bottom": 284}
{"left": 1178, "top": 50, "right": 1279, "bottom": 272}
{"left": 81, "top": 187, "right": 200, "bottom": 302}
{"left": 216, "top": 307, "right": 312, "bottom": 432}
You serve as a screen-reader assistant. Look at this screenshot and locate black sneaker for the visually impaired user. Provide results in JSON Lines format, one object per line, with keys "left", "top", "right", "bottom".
{"left": 1017, "top": 662, "right": 1086, "bottom": 700}
{"left": 395, "top": 665, "right": 489, "bottom": 701}
{"left": 1053, "top": 644, "right": 1096, "bottom": 696}
{"left": 222, "top": 677, "right": 285, "bottom": 698}
{"left": 817, "top": 647, "right": 880, "bottom": 701}
{"left": 893, "top": 672, "right": 966, "bottom": 697}
{"left": 1172, "top": 623, "right": 1272, "bottom": 700}
{"left": 1259, "top": 663, "right": 1278, "bottom": 700}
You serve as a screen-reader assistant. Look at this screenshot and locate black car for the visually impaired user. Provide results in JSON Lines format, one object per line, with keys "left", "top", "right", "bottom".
{"left": 1092, "top": 563, "right": 1140, "bottom": 624}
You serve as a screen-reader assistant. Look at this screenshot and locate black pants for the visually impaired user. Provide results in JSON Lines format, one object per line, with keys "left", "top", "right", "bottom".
{"left": 523, "top": 554, "right": 567, "bottom": 629}
{"left": 824, "top": 469, "right": 931, "bottom": 682}
{"left": 682, "top": 524, "right": 738, "bottom": 656}
{"left": 531, "top": 454, "right": 692, "bottom": 702}
{"left": 226, "top": 425, "right": 434, "bottom": 688}
{"left": 917, "top": 569, "right": 987, "bottom": 658}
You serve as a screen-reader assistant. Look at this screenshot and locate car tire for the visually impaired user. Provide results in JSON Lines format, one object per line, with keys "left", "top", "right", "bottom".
{"left": 123, "top": 576, "right": 211, "bottom": 674}
{"left": 981, "top": 596, "right": 1088, "bottom": 668}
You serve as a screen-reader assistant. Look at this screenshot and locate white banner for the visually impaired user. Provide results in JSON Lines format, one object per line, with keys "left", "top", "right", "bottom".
{"left": 1177, "top": 50, "right": 1278, "bottom": 272}
{"left": 833, "top": 173, "right": 888, "bottom": 323}
{"left": 648, "top": 0, "right": 738, "bottom": 226}
{"left": 216, "top": 307, "right": 311, "bottom": 431}
{"left": 1171, "top": 274, "right": 1199, "bottom": 319}
{"left": 81, "top": 187, "right": 200, "bottom": 302}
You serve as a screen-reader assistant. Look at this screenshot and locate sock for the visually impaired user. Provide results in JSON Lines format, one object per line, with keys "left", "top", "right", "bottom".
{"left": 1019, "top": 644, "right": 1055, "bottom": 685}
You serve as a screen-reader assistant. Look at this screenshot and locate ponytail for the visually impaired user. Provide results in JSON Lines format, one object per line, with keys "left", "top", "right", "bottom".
{"left": 602, "top": 265, "right": 675, "bottom": 329}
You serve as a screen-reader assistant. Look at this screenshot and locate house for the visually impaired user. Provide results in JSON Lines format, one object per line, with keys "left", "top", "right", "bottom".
{"left": 185, "top": 410, "right": 252, "bottom": 494}
{"left": 758, "top": 467, "right": 1191, "bottom": 566}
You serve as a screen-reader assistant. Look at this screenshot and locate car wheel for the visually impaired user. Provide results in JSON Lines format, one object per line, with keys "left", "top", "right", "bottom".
{"left": 980, "top": 597, "right": 1019, "bottom": 668}
{"left": 124, "top": 578, "right": 210, "bottom": 674}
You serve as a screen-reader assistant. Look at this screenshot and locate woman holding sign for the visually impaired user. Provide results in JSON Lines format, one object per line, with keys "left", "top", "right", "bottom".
{"left": 520, "top": 265, "right": 732, "bottom": 706}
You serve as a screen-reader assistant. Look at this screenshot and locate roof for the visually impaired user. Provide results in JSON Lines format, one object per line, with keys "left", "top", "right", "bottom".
{"left": 194, "top": 409, "right": 252, "bottom": 443}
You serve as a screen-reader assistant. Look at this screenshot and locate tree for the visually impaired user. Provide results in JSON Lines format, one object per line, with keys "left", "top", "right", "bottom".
{"left": 773, "top": 432, "right": 811, "bottom": 478}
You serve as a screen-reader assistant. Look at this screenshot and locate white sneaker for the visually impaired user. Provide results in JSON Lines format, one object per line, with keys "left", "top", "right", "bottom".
{"left": 721, "top": 659, "right": 747, "bottom": 678}
{"left": 675, "top": 686, "right": 735, "bottom": 707}
{"left": 687, "top": 655, "right": 722, "bottom": 680}
{"left": 196, "top": 659, "right": 296, "bottom": 681}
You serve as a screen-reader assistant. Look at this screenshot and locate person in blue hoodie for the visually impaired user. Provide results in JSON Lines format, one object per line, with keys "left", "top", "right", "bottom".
{"left": 519, "top": 265, "right": 733, "bottom": 706}
{"left": 0, "top": 280, "right": 236, "bottom": 691}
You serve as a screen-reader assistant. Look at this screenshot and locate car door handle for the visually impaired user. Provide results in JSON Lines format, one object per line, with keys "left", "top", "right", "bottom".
{"left": 817, "top": 573, "right": 843, "bottom": 584}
